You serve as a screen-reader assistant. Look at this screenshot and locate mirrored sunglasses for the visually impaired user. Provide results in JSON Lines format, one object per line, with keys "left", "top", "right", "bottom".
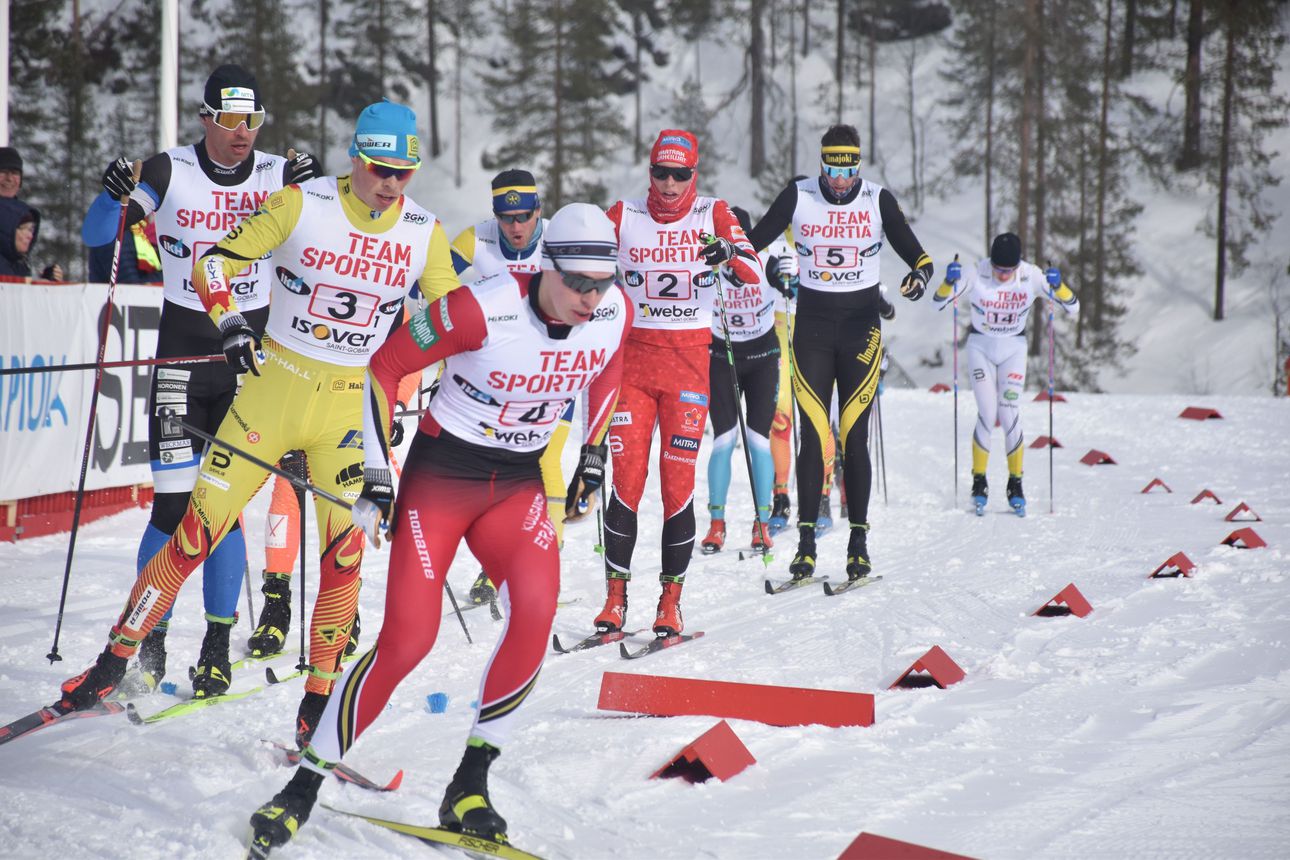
{"left": 497, "top": 211, "right": 537, "bottom": 225}
{"left": 822, "top": 164, "right": 860, "bottom": 179}
{"left": 650, "top": 165, "right": 693, "bottom": 182}
{"left": 358, "top": 150, "right": 420, "bottom": 179}
{"left": 550, "top": 254, "right": 616, "bottom": 295}
{"left": 204, "top": 105, "right": 266, "bottom": 131}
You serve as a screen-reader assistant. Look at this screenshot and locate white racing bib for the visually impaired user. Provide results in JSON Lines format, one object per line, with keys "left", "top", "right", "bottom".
{"left": 616, "top": 197, "right": 718, "bottom": 331}
{"left": 791, "top": 177, "right": 885, "bottom": 294}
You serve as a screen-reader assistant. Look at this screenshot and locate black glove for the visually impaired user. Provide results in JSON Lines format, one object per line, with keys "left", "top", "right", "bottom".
{"left": 899, "top": 268, "right": 929, "bottom": 301}
{"left": 279, "top": 449, "right": 307, "bottom": 482}
{"left": 218, "top": 313, "right": 262, "bottom": 376}
{"left": 103, "top": 157, "right": 136, "bottom": 200}
{"left": 285, "top": 151, "right": 323, "bottom": 184}
{"left": 879, "top": 297, "right": 896, "bottom": 320}
{"left": 699, "top": 235, "right": 735, "bottom": 267}
{"left": 352, "top": 467, "right": 395, "bottom": 547}
{"left": 565, "top": 443, "right": 607, "bottom": 518}
{"left": 389, "top": 402, "right": 406, "bottom": 448}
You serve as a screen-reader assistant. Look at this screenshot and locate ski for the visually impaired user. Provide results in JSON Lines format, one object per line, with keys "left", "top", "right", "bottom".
{"left": 764, "top": 575, "right": 828, "bottom": 595}
{"left": 551, "top": 629, "right": 634, "bottom": 654}
{"left": 0, "top": 701, "right": 126, "bottom": 747}
{"left": 321, "top": 804, "right": 546, "bottom": 860}
{"left": 822, "top": 575, "right": 884, "bottom": 596}
{"left": 261, "top": 740, "right": 404, "bottom": 792}
{"left": 126, "top": 685, "right": 264, "bottom": 725}
{"left": 619, "top": 631, "right": 705, "bottom": 660}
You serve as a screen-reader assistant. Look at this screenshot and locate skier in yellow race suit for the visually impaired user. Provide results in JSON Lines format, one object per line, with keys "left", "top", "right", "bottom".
{"left": 58, "top": 101, "right": 459, "bottom": 745}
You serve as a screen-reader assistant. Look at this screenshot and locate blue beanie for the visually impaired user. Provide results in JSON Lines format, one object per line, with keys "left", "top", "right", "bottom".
{"left": 349, "top": 100, "right": 421, "bottom": 164}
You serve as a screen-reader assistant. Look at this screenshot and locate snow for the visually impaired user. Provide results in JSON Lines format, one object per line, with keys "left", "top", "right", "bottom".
{"left": 2, "top": 390, "right": 1288, "bottom": 859}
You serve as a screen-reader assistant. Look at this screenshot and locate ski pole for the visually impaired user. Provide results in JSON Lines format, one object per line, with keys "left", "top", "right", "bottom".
{"left": 294, "top": 478, "right": 309, "bottom": 672}
{"left": 873, "top": 385, "right": 888, "bottom": 505}
{"left": 951, "top": 254, "right": 960, "bottom": 507}
{"left": 242, "top": 562, "right": 257, "bottom": 633}
{"left": 46, "top": 159, "right": 142, "bottom": 665}
{"left": 703, "top": 238, "right": 771, "bottom": 564}
{"left": 0, "top": 354, "right": 224, "bottom": 377}
{"left": 1046, "top": 261, "right": 1056, "bottom": 515}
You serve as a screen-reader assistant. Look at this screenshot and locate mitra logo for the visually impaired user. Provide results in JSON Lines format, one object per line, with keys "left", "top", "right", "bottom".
{"left": 669, "top": 434, "right": 700, "bottom": 451}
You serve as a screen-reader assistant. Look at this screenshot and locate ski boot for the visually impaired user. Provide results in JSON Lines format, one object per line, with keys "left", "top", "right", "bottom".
{"left": 700, "top": 518, "right": 726, "bottom": 554}
{"left": 192, "top": 618, "right": 233, "bottom": 698}
{"left": 846, "top": 524, "right": 872, "bottom": 581}
{"left": 767, "top": 493, "right": 791, "bottom": 536}
{"left": 439, "top": 742, "right": 508, "bottom": 843}
{"left": 788, "top": 527, "right": 816, "bottom": 580}
{"left": 751, "top": 520, "right": 773, "bottom": 552}
{"left": 248, "top": 573, "right": 292, "bottom": 657}
{"left": 653, "top": 581, "right": 684, "bottom": 637}
{"left": 815, "top": 497, "right": 834, "bottom": 536}
{"left": 1007, "top": 475, "right": 1026, "bottom": 517}
{"left": 343, "top": 611, "right": 361, "bottom": 658}
{"left": 248, "top": 769, "right": 324, "bottom": 858}
{"left": 593, "top": 578, "right": 628, "bottom": 633}
{"left": 60, "top": 645, "right": 129, "bottom": 711}
{"left": 295, "top": 690, "right": 329, "bottom": 748}
{"left": 469, "top": 569, "right": 497, "bottom": 605}
{"left": 117, "top": 623, "right": 168, "bottom": 697}
{"left": 971, "top": 473, "right": 988, "bottom": 517}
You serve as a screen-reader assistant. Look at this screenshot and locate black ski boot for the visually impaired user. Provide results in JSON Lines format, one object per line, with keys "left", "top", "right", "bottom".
{"left": 439, "top": 742, "right": 508, "bottom": 843}
{"left": 295, "top": 690, "right": 329, "bottom": 748}
{"left": 60, "top": 646, "right": 129, "bottom": 711}
{"left": 789, "top": 527, "right": 817, "bottom": 580}
{"left": 343, "top": 611, "right": 362, "bottom": 658}
{"left": 846, "top": 524, "right": 872, "bottom": 581}
{"left": 1007, "top": 475, "right": 1026, "bottom": 517}
{"left": 248, "top": 768, "right": 324, "bottom": 858}
{"left": 192, "top": 619, "right": 233, "bottom": 698}
{"left": 248, "top": 573, "right": 292, "bottom": 657}
{"left": 117, "top": 622, "right": 169, "bottom": 697}
{"left": 469, "top": 569, "right": 497, "bottom": 605}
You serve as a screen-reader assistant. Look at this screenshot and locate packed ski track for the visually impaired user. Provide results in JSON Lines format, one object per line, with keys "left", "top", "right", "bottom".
{"left": 2, "top": 390, "right": 1288, "bottom": 859}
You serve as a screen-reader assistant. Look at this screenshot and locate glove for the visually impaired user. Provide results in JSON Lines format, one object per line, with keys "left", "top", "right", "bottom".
{"left": 565, "top": 443, "right": 607, "bottom": 519}
{"left": 1046, "top": 266, "right": 1061, "bottom": 288}
{"left": 102, "top": 157, "right": 136, "bottom": 200}
{"left": 389, "top": 402, "right": 406, "bottom": 448}
{"left": 879, "top": 297, "right": 895, "bottom": 321}
{"left": 946, "top": 260, "right": 962, "bottom": 283}
{"left": 40, "top": 263, "right": 64, "bottom": 282}
{"left": 351, "top": 468, "right": 394, "bottom": 548}
{"left": 285, "top": 150, "right": 323, "bottom": 184}
{"left": 218, "top": 313, "right": 262, "bottom": 376}
{"left": 699, "top": 235, "right": 735, "bottom": 267}
{"left": 279, "top": 450, "right": 307, "bottom": 482}
{"left": 899, "top": 268, "right": 929, "bottom": 301}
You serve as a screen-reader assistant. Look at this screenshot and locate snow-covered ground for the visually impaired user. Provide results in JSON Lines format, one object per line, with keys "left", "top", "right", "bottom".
{"left": 2, "top": 389, "right": 1287, "bottom": 859}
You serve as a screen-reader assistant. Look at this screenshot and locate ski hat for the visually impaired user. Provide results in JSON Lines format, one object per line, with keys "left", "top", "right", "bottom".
{"left": 990, "top": 232, "right": 1022, "bottom": 268}
{"left": 650, "top": 129, "right": 699, "bottom": 167}
{"left": 0, "top": 147, "right": 22, "bottom": 175}
{"left": 349, "top": 100, "right": 421, "bottom": 165}
{"left": 541, "top": 203, "right": 618, "bottom": 274}
{"left": 492, "top": 169, "right": 540, "bottom": 213}
{"left": 202, "top": 64, "right": 262, "bottom": 112}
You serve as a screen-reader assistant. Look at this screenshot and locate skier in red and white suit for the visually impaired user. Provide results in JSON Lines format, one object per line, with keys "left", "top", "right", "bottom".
{"left": 248, "top": 203, "right": 630, "bottom": 853}
{"left": 595, "top": 129, "right": 759, "bottom": 637}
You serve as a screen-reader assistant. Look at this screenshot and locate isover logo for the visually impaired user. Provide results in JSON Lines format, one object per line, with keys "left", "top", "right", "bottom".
{"left": 638, "top": 303, "right": 699, "bottom": 319}
{"left": 159, "top": 235, "right": 189, "bottom": 258}
{"left": 808, "top": 269, "right": 868, "bottom": 283}
{"left": 276, "top": 266, "right": 310, "bottom": 295}
{"left": 291, "top": 317, "right": 377, "bottom": 348}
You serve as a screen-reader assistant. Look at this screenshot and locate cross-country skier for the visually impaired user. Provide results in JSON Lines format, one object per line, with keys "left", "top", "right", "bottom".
{"left": 79, "top": 64, "right": 323, "bottom": 696}
{"left": 932, "top": 232, "right": 1080, "bottom": 515}
{"left": 747, "top": 123, "right": 932, "bottom": 583}
{"left": 246, "top": 202, "right": 629, "bottom": 855}
{"left": 59, "top": 102, "right": 459, "bottom": 747}
{"left": 701, "top": 206, "right": 789, "bottom": 554}
{"left": 593, "top": 129, "right": 759, "bottom": 638}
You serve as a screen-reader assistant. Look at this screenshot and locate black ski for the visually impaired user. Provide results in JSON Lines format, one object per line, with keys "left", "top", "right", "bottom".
{"left": 764, "top": 575, "right": 828, "bottom": 594}
{"left": 0, "top": 701, "right": 126, "bottom": 747}
{"left": 261, "top": 740, "right": 404, "bottom": 792}
{"left": 619, "top": 631, "right": 705, "bottom": 659}
{"left": 822, "top": 575, "right": 884, "bottom": 596}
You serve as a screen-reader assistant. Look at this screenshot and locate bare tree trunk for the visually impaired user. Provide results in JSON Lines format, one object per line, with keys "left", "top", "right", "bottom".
{"left": 1120, "top": 0, "right": 1136, "bottom": 77}
{"left": 427, "top": 0, "right": 441, "bottom": 157}
{"left": 633, "top": 10, "right": 642, "bottom": 162}
{"left": 867, "top": 22, "right": 876, "bottom": 164}
{"left": 835, "top": 0, "right": 844, "bottom": 121}
{"left": 1169, "top": 0, "right": 1179, "bottom": 37}
{"left": 454, "top": 0, "right": 463, "bottom": 186}
{"left": 802, "top": 2, "right": 810, "bottom": 55}
{"left": 1031, "top": 0, "right": 1048, "bottom": 357}
{"left": 1018, "top": 0, "right": 1038, "bottom": 254}
{"left": 905, "top": 45, "right": 918, "bottom": 209}
{"left": 319, "top": 0, "right": 329, "bottom": 165}
{"left": 1178, "top": 0, "right": 1203, "bottom": 169}
{"left": 554, "top": 0, "right": 565, "bottom": 206}
{"left": 751, "top": 0, "right": 767, "bottom": 176}
{"left": 1076, "top": 127, "right": 1089, "bottom": 348}
{"left": 1095, "top": 0, "right": 1114, "bottom": 330}
{"left": 790, "top": 0, "right": 799, "bottom": 169}
{"left": 1214, "top": 3, "right": 1236, "bottom": 322}
{"left": 377, "top": 0, "right": 387, "bottom": 90}
{"left": 984, "top": 0, "right": 996, "bottom": 252}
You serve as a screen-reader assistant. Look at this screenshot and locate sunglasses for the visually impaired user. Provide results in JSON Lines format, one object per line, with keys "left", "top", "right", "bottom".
{"left": 497, "top": 211, "right": 537, "bottom": 225}
{"left": 822, "top": 164, "right": 860, "bottom": 179}
{"left": 358, "top": 150, "right": 420, "bottom": 179}
{"left": 549, "top": 253, "right": 616, "bottom": 295}
{"left": 203, "top": 105, "right": 266, "bottom": 131}
{"left": 650, "top": 165, "right": 693, "bottom": 182}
